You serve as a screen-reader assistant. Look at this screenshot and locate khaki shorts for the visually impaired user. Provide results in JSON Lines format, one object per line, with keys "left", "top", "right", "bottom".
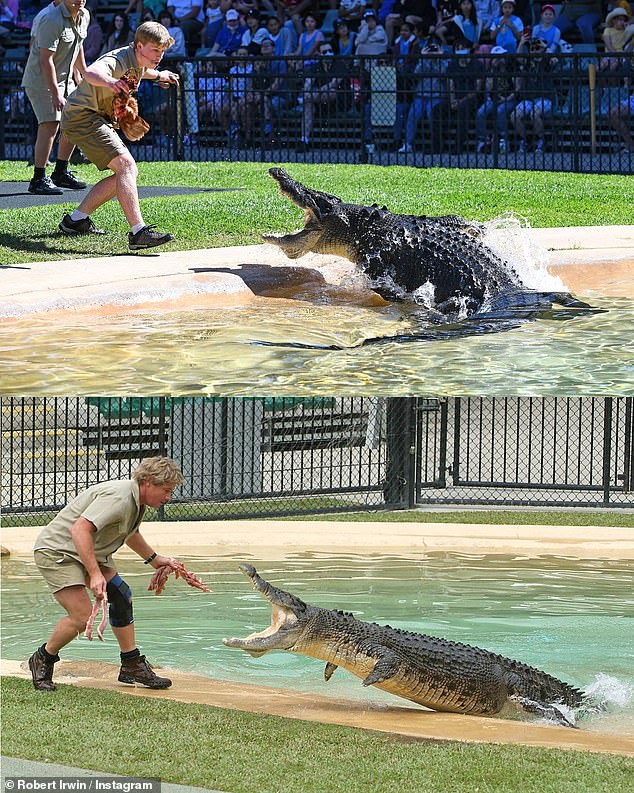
{"left": 34, "top": 549, "right": 88, "bottom": 593}
{"left": 61, "top": 107, "right": 128, "bottom": 171}
{"left": 26, "top": 87, "right": 62, "bottom": 124}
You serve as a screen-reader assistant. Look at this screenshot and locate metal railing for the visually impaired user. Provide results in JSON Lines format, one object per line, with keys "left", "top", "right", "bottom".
{"left": 1, "top": 52, "right": 632, "bottom": 173}
{"left": 2, "top": 396, "right": 632, "bottom": 525}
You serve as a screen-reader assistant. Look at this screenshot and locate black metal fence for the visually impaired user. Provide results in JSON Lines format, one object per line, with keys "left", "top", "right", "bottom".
{"left": 2, "top": 396, "right": 632, "bottom": 524}
{"left": 1, "top": 52, "right": 632, "bottom": 173}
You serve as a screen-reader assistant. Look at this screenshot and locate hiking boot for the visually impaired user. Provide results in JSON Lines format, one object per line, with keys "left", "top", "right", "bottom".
{"left": 28, "top": 176, "right": 63, "bottom": 196}
{"left": 128, "top": 224, "right": 174, "bottom": 251}
{"left": 59, "top": 214, "right": 106, "bottom": 235}
{"left": 28, "top": 648, "right": 59, "bottom": 691}
{"left": 51, "top": 170, "right": 87, "bottom": 190}
{"left": 118, "top": 655, "right": 172, "bottom": 689}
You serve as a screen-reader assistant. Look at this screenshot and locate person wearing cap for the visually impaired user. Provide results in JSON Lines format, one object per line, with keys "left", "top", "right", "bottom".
{"left": 553, "top": 0, "right": 601, "bottom": 45}
{"left": 530, "top": 3, "right": 561, "bottom": 51}
{"left": 333, "top": 17, "right": 357, "bottom": 54}
{"left": 208, "top": 8, "right": 248, "bottom": 56}
{"left": 167, "top": 0, "right": 205, "bottom": 54}
{"left": 475, "top": 45, "right": 517, "bottom": 153}
{"left": 356, "top": 9, "right": 389, "bottom": 53}
{"left": 241, "top": 10, "right": 266, "bottom": 53}
{"left": 489, "top": 0, "right": 523, "bottom": 52}
{"left": 510, "top": 30, "right": 557, "bottom": 153}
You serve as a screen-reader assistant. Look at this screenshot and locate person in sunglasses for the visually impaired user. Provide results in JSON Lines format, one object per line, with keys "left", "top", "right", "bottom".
{"left": 297, "top": 40, "right": 349, "bottom": 152}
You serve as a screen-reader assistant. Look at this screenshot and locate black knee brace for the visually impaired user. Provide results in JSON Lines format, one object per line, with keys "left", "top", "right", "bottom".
{"left": 106, "top": 574, "right": 134, "bottom": 627}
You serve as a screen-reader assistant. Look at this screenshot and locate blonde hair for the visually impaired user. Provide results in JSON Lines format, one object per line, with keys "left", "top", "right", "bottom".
{"left": 134, "top": 21, "right": 175, "bottom": 50}
{"left": 133, "top": 456, "right": 184, "bottom": 487}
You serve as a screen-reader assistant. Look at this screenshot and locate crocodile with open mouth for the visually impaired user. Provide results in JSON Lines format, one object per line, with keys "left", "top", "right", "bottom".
{"left": 261, "top": 168, "right": 598, "bottom": 348}
{"left": 223, "top": 564, "right": 585, "bottom": 727}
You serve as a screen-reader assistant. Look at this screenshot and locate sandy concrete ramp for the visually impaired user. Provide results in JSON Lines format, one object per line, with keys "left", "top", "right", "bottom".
{"left": 3, "top": 521, "right": 634, "bottom": 560}
{"left": 2, "top": 660, "right": 632, "bottom": 757}
{"left": 2, "top": 226, "right": 633, "bottom": 317}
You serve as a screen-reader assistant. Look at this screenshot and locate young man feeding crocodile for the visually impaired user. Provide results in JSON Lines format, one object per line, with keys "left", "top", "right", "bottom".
{"left": 224, "top": 564, "right": 586, "bottom": 728}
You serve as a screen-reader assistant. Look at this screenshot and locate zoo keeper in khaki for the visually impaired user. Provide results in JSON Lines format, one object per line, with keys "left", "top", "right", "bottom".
{"left": 58, "top": 21, "right": 180, "bottom": 250}
{"left": 21, "top": 0, "right": 89, "bottom": 195}
{"left": 28, "top": 456, "right": 184, "bottom": 693}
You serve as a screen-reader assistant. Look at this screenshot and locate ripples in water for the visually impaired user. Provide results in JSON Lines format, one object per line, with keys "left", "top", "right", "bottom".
{"left": 1, "top": 295, "right": 632, "bottom": 395}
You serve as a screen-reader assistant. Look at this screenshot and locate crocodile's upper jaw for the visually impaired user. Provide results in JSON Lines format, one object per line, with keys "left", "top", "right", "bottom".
{"left": 223, "top": 563, "right": 308, "bottom": 656}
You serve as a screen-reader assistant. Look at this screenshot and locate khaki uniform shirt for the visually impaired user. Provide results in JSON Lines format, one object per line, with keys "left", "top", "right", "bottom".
{"left": 63, "top": 44, "right": 146, "bottom": 122}
{"left": 21, "top": 2, "right": 89, "bottom": 95}
{"left": 34, "top": 479, "right": 146, "bottom": 567}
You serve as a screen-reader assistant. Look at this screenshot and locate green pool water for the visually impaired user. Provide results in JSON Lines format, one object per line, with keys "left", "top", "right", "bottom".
{"left": 2, "top": 552, "right": 632, "bottom": 733}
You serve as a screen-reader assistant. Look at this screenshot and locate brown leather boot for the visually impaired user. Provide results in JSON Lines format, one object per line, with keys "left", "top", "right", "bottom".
{"left": 118, "top": 655, "right": 172, "bottom": 689}
{"left": 28, "top": 648, "right": 59, "bottom": 691}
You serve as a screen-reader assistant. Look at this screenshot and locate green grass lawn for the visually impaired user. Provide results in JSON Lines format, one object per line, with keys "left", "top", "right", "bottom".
{"left": 2, "top": 678, "right": 632, "bottom": 793}
{"left": 2, "top": 161, "right": 634, "bottom": 264}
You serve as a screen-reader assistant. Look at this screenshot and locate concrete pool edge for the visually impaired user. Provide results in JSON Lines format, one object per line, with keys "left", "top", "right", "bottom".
{"left": 3, "top": 521, "right": 634, "bottom": 559}
{"left": 2, "top": 659, "right": 633, "bottom": 757}
{"left": 2, "top": 225, "right": 634, "bottom": 317}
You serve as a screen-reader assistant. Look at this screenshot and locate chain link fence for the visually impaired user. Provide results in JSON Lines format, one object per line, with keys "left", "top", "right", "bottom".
{"left": 2, "top": 52, "right": 632, "bottom": 173}
{"left": 2, "top": 396, "right": 632, "bottom": 525}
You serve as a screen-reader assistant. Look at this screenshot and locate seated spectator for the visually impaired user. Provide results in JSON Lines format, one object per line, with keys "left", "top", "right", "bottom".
{"left": 241, "top": 11, "right": 265, "bottom": 53}
{"left": 101, "top": 12, "right": 134, "bottom": 55}
{"left": 297, "top": 40, "right": 349, "bottom": 151}
{"left": 198, "top": 57, "right": 230, "bottom": 133}
{"left": 228, "top": 45, "right": 257, "bottom": 142}
{"left": 601, "top": 7, "right": 634, "bottom": 65}
{"left": 391, "top": 21, "right": 420, "bottom": 144}
{"left": 334, "top": 0, "right": 367, "bottom": 31}
{"left": 607, "top": 92, "right": 634, "bottom": 152}
{"left": 433, "top": 0, "right": 458, "bottom": 45}
{"left": 266, "top": 14, "right": 296, "bottom": 54}
{"left": 355, "top": 9, "right": 389, "bottom": 54}
{"left": 553, "top": 0, "right": 602, "bottom": 45}
{"left": 208, "top": 9, "right": 248, "bottom": 56}
{"left": 398, "top": 37, "right": 447, "bottom": 152}
{"left": 444, "top": 35, "right": 485, "bottom": 151}
{"left": 475, "top": 45, "right": 517, "bottom": 152}
{"left": 202, "top": 0, "right": 226, "bottom": 48}
{"left": 83, "top": 15, "right": 104, "bottom": 63}
{"left": 295, "top": 12, "right": 325, "bottom": 61}
{"left": 510, "top": 35, "right": 557, "bottom": 152}
{"left": 140, "top": 0, "right": 165, "bottom": 19}
{"left": 275, "top": 0, "right": 315, "bottom": 39}
{"left": 254, "top": 36, "right": 290, "bottom": 138}
{"left": 159, "top": 9, "right": 188, "bottom": 57}
{"left": 168, "top": 0, "right": 205, "bottom": 54}
{"left": 531, "top": 3, "right": 561, "bottom": 52}
{"left": 333, "top": 17, "right": 357, "bottom": 54}
{"left": 489, "top": 0, "right": 523, "bottom": 52}
{"left": 453, "top": 0, "right": 483, "bottom": 47}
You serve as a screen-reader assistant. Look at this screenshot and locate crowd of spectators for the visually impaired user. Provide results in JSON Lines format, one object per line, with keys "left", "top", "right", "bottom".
{"left": 1, "top": 0, "right": 633, "bottom": 154}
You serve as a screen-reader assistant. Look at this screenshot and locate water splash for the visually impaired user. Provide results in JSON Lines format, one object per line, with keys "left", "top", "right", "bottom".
{"left": 585, "top": 673, "right": 634, "bottom": 709}
{"left": 482, "top": 213, "right": 567, "bottom": 293}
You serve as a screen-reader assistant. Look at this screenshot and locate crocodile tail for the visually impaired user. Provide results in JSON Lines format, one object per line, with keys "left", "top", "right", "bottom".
{"left": 502, "top": 658, "right": 585, "bottom": 708}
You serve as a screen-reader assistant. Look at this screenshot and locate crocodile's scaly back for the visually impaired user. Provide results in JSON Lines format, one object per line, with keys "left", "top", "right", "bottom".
{"left": 224, "top": 566, "right": 585, "bottom": 726}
